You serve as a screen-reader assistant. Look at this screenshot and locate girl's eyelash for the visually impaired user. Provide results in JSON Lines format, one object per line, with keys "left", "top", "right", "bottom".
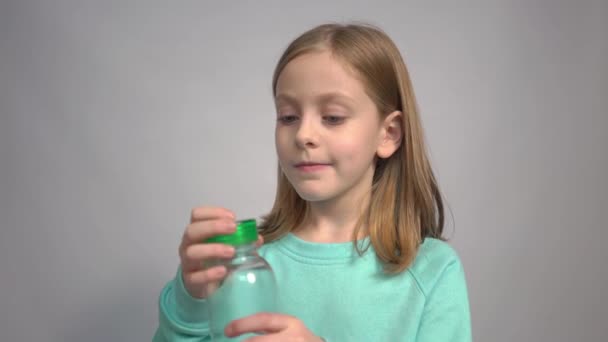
{"left": 277, "top": 115, "right": 298, "bottom": 124}
{"left": 276, "top": 115, "right": 346, "bottom": 125}
{"left": 323, "top": 115, "right": 345, "bottom": 124}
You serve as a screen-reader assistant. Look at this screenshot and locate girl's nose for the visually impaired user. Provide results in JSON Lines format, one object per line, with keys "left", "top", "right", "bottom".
{"left": 294, "top": 116, "right": 319, "bottom": 149}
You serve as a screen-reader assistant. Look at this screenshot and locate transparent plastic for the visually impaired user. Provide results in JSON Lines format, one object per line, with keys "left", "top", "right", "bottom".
{"left": 208, "top": 242, "right": 277, "bottom": 342}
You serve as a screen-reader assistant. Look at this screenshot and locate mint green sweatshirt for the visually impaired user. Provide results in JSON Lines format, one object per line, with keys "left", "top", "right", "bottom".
{"left": 154, "top": 234, "right": 472, "bottom": 341}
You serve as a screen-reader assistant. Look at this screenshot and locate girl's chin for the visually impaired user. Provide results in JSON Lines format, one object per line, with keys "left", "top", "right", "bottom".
{"left": 294, "top": 188, "right": 334, "bottom": 202}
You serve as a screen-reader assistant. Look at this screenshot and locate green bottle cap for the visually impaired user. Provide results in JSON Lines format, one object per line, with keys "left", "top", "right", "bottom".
{"left": 205, "top": 218, "right": 258, "bottom": 246}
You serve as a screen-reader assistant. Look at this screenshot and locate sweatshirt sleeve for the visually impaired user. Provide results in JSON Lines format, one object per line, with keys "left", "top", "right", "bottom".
{"left": 153, "top": 267, "right": 213, "bottom": 342}
{"left": 415, "top": 257, "right": 472, "bottom": 342}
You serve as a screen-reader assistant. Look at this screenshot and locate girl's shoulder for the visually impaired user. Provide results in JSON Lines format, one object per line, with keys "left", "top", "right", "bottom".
{"left": 415, "top": 237, "right": 461, "bottom": 265}
{"left": 407, "top": 238, "right": 465, "bottom": 295}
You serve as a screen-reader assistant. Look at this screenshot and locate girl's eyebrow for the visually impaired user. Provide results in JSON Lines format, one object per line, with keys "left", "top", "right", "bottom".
{"left": 275, "top": 92, "right": 356, "bottom": 106}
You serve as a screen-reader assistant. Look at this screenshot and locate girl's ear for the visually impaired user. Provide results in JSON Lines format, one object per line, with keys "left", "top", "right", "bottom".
{"left": 376, "top": 110, "right": 403, "bottom": 159}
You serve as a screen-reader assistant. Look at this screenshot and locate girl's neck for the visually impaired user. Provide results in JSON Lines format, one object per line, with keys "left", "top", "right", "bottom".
{"left": 293, "top": 189, "right": 370, "bottom": 243}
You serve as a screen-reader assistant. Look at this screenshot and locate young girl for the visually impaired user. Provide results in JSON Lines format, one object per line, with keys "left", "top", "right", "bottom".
{"left": 154, "top": 23, "right": 472, "bottom": 342}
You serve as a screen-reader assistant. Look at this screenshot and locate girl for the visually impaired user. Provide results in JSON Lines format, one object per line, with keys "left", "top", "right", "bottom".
{"left": 154, "top": 23, "right": 472, "bottom": 342}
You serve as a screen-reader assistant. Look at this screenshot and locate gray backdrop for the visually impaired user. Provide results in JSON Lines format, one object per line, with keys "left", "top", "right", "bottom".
{"left": 1, "top": 1, "right": 607, "bottom": 341}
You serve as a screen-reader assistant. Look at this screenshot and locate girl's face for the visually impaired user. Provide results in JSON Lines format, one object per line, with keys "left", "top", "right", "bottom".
{"left": 274, "top": 51, "right": 386, "bottom": 204}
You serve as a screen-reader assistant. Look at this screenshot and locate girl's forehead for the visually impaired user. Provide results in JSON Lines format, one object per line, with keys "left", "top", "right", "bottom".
{"left": 275, "top": 91, "right": 357, "bottom": 108}
{"left": 276, "top": 52, "right": 366, "bottom": 101}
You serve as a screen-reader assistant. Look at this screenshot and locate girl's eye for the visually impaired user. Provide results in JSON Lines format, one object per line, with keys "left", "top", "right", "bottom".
{"left": 324, "top": 115, "right": 345, "bottom": 125}
{"left": 277, "top": 115, "right": 298, "bottom": 124}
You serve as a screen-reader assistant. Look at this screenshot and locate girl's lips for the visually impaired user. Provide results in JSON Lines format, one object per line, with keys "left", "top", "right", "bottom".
{"left": 295, "top": 163, "right": 330, "bottom": 172}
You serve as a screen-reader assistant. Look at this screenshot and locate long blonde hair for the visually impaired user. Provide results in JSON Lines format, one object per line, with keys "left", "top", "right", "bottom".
{"left": 258, "top": 23, "right": 445, "bottom": 273}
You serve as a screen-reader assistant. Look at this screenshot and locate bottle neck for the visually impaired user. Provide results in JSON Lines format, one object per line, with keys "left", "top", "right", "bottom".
{"left": 233, "top": 242, "right": 257, "bottom": 256}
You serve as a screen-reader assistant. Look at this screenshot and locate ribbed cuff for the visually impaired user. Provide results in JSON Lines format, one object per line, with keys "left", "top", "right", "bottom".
{"left": 157, "top": 266, "right": 211, "bottom": 336}
{"left": 174, "top": 266, "right": 210, "bottom": 324}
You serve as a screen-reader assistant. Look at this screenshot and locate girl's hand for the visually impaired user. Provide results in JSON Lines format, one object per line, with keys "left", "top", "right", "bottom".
{"left": 179, "top": 206, "right": 263, "bottom": 298}
{"left": 225, "top": 313, "right": 324, "bottom": 342}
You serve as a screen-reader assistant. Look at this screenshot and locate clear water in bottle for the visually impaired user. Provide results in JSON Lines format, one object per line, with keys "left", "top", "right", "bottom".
{"left": 206, "top": 219, "right": 277, "bottom": 342}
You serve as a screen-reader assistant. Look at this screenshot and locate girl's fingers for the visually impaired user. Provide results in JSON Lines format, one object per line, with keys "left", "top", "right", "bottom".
{"left": 255, "top": 234, "right": 264, "bottom": 247}
{"left": 190, "top": 207, "right": 235, "bottom": 223}
{"left": 182, "top": 265, "right": 227, "bottom": 286}
{"left": 181, "top": 243, "right": 235, "bottom": 269}
{"left": 225, "top": 313, "right": 291, "bottom": 337}
{"left": 181, "top": 219, "right": 237, "bottom": 247}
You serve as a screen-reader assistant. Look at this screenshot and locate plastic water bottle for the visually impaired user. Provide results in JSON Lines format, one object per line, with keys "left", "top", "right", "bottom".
{"left": 205, "top": 219, "right": 277, "bottom": 341}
